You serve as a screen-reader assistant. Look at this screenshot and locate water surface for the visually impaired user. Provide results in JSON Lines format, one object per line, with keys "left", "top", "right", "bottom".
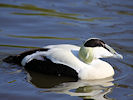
{"left": 0, "top": 0, "right": 133, "bottom": 100}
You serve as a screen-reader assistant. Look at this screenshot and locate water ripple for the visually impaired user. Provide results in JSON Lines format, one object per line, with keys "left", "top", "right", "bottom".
{"left": 8, "top": 34, "right": 79, "bottom": 40}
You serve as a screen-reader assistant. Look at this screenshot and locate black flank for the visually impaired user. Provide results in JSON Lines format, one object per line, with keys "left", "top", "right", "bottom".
{"left": 25, "top": 57, "right": 78, "bottom": 79}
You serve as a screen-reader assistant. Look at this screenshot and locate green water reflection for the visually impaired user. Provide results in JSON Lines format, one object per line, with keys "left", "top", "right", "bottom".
{"left": 117, "top": 11, "right": 133, "bottom": 16}
{"left": 0, "top": 44, "right": 38, "bottom": 48}
{"left": 13, "top": 12, "right": 112, "bottom": 21}
{"left": 0, "top": 3, "right": 112, "bottom": 21}
{"left": 0, "top": 3, "right": 78, "bottom": 16}
{"left": 8, "top": 35, "right": 79, "bottom": 40}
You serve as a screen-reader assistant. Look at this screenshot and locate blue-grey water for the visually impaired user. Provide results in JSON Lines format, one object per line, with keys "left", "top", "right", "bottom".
{"left": 0, "top": 0, "right": 133, "bottom": 100}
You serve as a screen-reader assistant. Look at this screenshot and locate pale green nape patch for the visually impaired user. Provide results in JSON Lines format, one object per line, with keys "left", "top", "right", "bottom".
{"left": 79, "top": 46, "right": 94, "bottom": 64}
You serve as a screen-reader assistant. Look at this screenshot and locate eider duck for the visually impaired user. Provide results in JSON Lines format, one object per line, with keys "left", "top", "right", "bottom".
{"left": 3, "top": 38, "right": 123, "bottom": 80}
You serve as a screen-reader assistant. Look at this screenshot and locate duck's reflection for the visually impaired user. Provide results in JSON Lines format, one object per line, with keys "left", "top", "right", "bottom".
{"left": 26, "top": 70, "right": 114, "bottom": 100}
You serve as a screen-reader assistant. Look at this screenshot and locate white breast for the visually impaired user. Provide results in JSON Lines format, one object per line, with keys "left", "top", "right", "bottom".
{"left": 78, "top": 59, "right": 115, "bottom": 80}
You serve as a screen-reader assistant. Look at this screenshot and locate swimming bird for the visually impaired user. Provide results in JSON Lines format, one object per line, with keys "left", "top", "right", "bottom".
{"left": 3, "top": 38, "right": 123, "bottom": 80}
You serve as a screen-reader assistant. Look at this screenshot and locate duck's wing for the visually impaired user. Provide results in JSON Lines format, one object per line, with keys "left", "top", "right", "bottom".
{"left": 21, "top": 44, "right": 82, "bottom": 71}
{"left": 43, "top": 44, "right": 83, "bottom": 71}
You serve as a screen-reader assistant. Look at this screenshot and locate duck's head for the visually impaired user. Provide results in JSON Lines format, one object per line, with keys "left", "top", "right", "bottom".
{"left": 79, "top": 38, "right": 123, "bottom": 64}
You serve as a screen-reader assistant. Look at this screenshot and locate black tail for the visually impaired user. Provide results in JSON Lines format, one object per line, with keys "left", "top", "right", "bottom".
{"left": 3, "top": 48, "right": 49, "bottom": 66}
{"left": 3, "top": 55, "right": 22, "bottom": 65}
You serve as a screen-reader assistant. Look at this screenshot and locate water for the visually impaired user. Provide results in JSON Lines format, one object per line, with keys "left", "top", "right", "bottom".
{"left": 0, "top": 0, "right": 133, "bottom": 100}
